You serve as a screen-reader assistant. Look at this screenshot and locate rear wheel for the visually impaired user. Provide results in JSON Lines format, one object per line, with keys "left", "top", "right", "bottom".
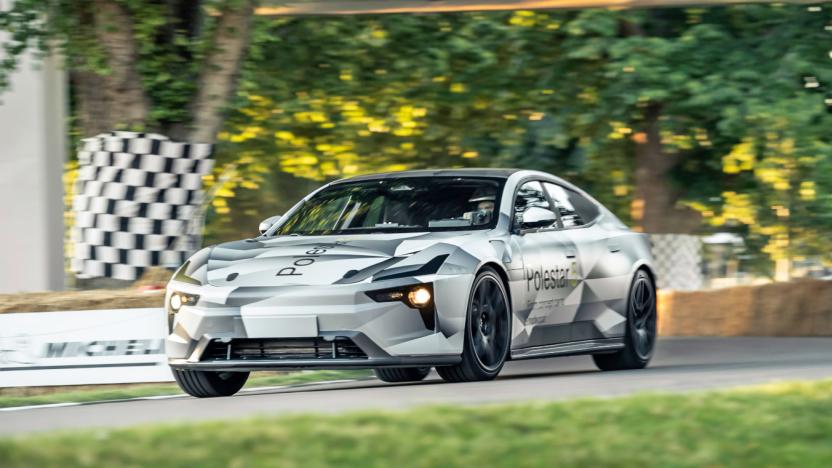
{"left": 173, "top": 369, "right": 249, "bottom": 398}
{"left": 374, "top": 367, "right": 431, "bottom": 383}
{"left": 593, "top": 270, "right": 657, "bottom": 371}
{"left": 437, "top": 268, "right": 510, "bottom": 382}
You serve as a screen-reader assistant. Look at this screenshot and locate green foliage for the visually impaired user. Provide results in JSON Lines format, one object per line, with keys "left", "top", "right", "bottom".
{"left": 3, "top": 2, "right": 831, "bottom": 272}
{"left": 210, "top": 5, "right": 832, "bottom": 274}
{"left": 2, "top": 380, "right": 832, "bottom": 467}
{"left": 0, "top": 1, "right": 235, "bottom": 131}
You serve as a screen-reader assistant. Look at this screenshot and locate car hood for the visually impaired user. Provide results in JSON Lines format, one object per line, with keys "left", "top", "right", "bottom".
{"left": 203, "top": 231, "right": 476, "bottom": 287}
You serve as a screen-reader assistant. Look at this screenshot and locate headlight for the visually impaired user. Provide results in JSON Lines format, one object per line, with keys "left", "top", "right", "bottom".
{"left": 366, "top": 284, "right": 433, "bottom": 309}
{"left": 407, "top": 287, "right": 432, "bottom": 308}
{"left": 169, "top": 291, "right": 199, "bottom": 312}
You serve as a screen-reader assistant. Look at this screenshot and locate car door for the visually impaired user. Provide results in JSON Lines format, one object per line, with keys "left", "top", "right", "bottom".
{"left": 509, "top": 181, "right": 580, "bottom": 350}
{"left": 543, "top": 182, "right": 626, "bottom": 341}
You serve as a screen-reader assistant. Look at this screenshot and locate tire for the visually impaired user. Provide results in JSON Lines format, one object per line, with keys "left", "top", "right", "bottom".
{"left": 437, "top": 267, "right": 511, "bottom": 383}
{"left": 173, "top": 369, "right": 249, "bottom": 398}
{"left": 593, "top": 269, "right": 657, "bottom": 371}
{"left": 374, "top": 367, "right": 431, "bottom": 383}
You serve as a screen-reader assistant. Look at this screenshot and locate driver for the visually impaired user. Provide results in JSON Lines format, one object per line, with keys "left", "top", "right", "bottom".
{"left": 466, "top": 195, "right": 496, "bottom": 226}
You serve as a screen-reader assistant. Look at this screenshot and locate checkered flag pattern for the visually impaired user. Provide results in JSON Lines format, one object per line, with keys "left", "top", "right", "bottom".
{"left": 649, "top": 234, "right": 704, "bottom": 291}
{"left": 71, "top": 132, "right": 214, "bottom": 281}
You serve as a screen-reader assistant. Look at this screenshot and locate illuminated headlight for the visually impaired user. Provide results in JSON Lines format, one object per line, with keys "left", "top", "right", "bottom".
{"left": 169, "top": 292, "right": 199, "bottom": 312}
{"left": 366, "top": 284, "right": 433, "bottom": 309}
{"left": 407, "top": 287, "right": 432, "bottom": 308}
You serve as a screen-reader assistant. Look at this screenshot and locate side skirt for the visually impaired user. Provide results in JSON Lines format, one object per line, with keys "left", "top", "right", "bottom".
{"left": 510, "top": 338, "right": 624, "bottom": 360}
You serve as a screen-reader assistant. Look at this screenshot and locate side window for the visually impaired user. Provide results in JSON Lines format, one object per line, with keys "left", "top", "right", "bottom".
{"left": 514, "top": 181, "right": 554, "bottom": 228}
{"left": 544, "top": 183, "right": 599, "bottom": 228}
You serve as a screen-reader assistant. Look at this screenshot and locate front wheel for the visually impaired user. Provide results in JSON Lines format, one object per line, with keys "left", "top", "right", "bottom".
{"left": 173, "top": 369, "right": 249, "bottom": 398}
{"left": 374, "top": 367, "right": 431, "bottom": 383}
{"left": 593, "top": 270, "right": 657, "bottom": 371}
{"left": 437, "top": 268, "right": 511, "bottom": 383}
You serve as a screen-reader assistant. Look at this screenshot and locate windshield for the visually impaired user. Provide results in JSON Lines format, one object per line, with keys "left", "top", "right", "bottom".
{"left": 273, "top": 177, "right": 504, "bottom": 236}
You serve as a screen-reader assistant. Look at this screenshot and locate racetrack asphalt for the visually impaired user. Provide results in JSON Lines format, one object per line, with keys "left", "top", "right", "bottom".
{"left": 2, "top": 337, "right": 830, "bottom": 436}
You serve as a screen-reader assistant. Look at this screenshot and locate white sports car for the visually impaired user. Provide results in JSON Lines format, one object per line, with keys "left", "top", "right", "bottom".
{"left": 166, "top": 169, "right": 657, "bottom": 397}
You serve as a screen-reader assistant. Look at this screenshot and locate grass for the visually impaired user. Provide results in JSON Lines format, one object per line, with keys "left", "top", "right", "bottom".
{"left": 2, "top": 379, "right": 831, "bottom": 467}
{"left": 0, "top": 370, "right": 371, "bottom": 409}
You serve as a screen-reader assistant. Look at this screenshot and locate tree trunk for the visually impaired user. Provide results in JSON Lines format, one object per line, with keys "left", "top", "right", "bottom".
{"left": 175, "top": 1, "right": 254, "bottom": 143}
{"left": 92, "top": 0, "right": 150, "bottom": 130}
{"left": 72, "top": 1, "right": 150, "bottom": 137}
{"left": 632, "top": 103, "right": 702, "bottom": 234}
{"left": 71, "top": 70, "right": 115, "bottom": 137}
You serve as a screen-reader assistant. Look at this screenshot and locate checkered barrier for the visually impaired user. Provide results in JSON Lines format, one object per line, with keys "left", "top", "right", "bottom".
{"left": 649, "top": 234, "right": 704, "bottom": 291}
{"left": 70, "top": 132, "right": 214, "bottom": 281}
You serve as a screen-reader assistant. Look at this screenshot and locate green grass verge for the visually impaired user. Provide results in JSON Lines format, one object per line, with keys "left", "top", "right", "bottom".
{"left": 0, "top": 370, "right": 371, "bottom": 409}
{"left": 2, "top": 380, "right": 831, "bottom": 467}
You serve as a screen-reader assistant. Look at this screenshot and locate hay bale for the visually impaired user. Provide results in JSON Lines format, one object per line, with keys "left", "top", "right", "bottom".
{"left": 0, "top": 289, "right": 164, "bottom": 314}
{"left": 659, "top": 279, "right": 832, "bottom": 336}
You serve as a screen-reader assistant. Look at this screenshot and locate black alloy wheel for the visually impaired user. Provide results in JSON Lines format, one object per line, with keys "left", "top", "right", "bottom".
{"left": 630, "top": 272, "right": 657, "bottom": 360}
{"left": 593, "top": 269, "right": 657, "bottom": 371}
{"left": 437, "top": 268, "right": 511, "bottom": 382}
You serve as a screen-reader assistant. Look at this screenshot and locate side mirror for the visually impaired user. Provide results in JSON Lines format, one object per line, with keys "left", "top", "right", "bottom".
{"left": 258, "top": 215, "right": 282, "bottom": 235}
{"left": 520, "top": 206, "right": 557, "bottom": 229}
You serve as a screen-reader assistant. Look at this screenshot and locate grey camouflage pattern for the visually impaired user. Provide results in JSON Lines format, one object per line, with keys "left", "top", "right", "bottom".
{"left": 166, "top": 169, "right": 654, "bottom": 370}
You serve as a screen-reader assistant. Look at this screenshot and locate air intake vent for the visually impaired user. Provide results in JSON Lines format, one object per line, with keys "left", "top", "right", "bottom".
{"left": 201, "top": 337, "right": 367, "bottom": 361}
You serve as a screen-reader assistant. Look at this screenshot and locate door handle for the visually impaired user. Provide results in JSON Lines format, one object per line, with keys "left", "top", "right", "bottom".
{"left": 566, "top": 248, "right": 577, "bottom": 258}
{"left": 608, "top": 242, "right": 621, "bottom": 253}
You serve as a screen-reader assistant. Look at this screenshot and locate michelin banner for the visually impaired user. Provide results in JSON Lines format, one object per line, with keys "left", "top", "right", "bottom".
{"left": 0, "top": 308, "right": 173, "bottom": 387}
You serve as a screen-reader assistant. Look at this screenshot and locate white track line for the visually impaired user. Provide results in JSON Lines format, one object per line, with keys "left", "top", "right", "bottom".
{"left": 0, "top": 402, "right": 82, "bottom": 412}
{"left": 0, "top": 378, "right": 364, "bottom": 412}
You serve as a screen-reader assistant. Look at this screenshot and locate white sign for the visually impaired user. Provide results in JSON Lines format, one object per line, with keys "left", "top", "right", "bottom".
{"left": 0, "top": 308, "right": 173, "bottom": 387}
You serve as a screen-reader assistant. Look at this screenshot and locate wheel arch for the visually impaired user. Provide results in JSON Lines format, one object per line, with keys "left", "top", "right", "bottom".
{"left": 476, "top": 261, "right": 514, "bottom": 361}
{"left": 631, "top": 260, "right": 657, "bottom": 290}
{"left": 477, "top": 261, "right": 512, "bottom": 306}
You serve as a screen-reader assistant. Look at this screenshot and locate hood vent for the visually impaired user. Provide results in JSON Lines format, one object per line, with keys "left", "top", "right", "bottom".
{"left": 373, "top": 254, "right": 449, "bottom": 282}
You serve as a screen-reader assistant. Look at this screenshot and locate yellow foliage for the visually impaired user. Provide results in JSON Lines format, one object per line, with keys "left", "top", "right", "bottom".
{"left": 722, "top": 139, "right": 755, "bottom": 174}
{"left": 368, "top": 120, "right": 390, "bottom": 133}
{"left": 755, "top": 167, "right": 791, "bottom": 191}
{"left": 710, "top": 192, "right": 756, "bottom": 226}
{"left": 509, "top": 10, "right": 537, "bottom": 27}
{"left": 799, "top": 181, "right": 817, "bottom": 200}
{"left": 287, "top": 155, "right": 319, "bottom": 166}
{"left": 215, "top": 187, "right": 236, "bottom": 198}
{"left": 342, "top": 164, "right": 359, "bottom": 175}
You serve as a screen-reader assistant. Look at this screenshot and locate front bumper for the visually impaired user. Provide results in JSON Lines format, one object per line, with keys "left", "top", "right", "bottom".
{"left": 165, "top": 274, "right": 472, "bottom": 370}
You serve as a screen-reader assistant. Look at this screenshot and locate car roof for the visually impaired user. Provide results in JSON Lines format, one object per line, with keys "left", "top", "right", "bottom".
{"left": 332, "top": 168, "right": 522, "bottom": 184}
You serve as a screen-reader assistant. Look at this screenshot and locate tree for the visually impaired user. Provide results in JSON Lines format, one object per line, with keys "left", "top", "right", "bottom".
{"left": 0, "top": 0, "right": 255, "bottom": 142}
{"left": 207, "top": 5, "right": 832, "bottom": 277}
